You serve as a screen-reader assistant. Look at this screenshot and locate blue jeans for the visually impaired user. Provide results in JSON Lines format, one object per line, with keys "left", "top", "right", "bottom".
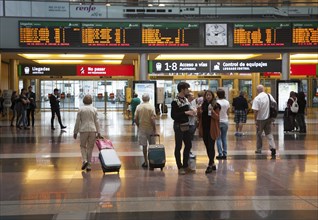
{"left": 173, "top": 122, "right": 192, "bottom": 169}
{"left": 216, "top": 122, "right": 228, "bottom": 156}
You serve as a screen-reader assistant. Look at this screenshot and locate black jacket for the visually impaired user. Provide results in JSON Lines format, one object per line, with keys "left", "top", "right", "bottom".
{"left": 27, "top": 92, "right": 36, "bottom": 109}
{"left": 171, "top": 97, "right": 190, "bottom": 124}
{"left": 49, "top": 94, "right": 60, "bottom": 110}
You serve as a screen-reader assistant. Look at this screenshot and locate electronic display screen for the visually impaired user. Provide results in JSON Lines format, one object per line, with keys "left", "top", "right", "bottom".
{"left": 233, "top": 22, "right": 291, "bottom": 47}
{"left": 81, "top": 22, "right": 140, "bottom": 47}
{"left": 292, "top": 22, "right": 318, "bottom": 46}
{"left": 141, "top": 23, "right": 199, "bottom": 47}
{"left": 277, "top": 80, "right": 299, "bottom": 112}
{"left": 19, "top": 21, "right": 81, "bottom": 46}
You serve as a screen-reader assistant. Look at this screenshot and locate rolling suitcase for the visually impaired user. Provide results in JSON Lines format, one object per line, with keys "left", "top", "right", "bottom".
{"left": 148, "top": 134, "right": 166, "bottom": 171}
{"left": 99, "top": 148, "right": 121, "bottom": 174}
{"left": 96, "top": 138, "right": 121, "bottom": 174}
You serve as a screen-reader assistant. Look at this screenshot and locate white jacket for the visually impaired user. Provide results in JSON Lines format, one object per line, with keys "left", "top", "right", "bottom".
{"left": 73, "top": 105, "right": 100, "bottom": 134}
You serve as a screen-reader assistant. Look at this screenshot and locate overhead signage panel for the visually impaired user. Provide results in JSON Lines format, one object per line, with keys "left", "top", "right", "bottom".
{"left": 141, "top": 23, "right": 200, "bottom": 47}
{"left": 210, "top": 60, "right": 282, "bottom": 73}
{"left": 233, "top": 22, "right": 291, "bottom": 47}
{"left": 19, "top": 65, "right": 76, "bottom": 76}
{"left": 150, "top": 60, "right": 210, "bottom": 73}
{"left": 292, "top": 22, "right": 318, "bottom": 46}
{"left": 76, "top": 65, "right": 134, "bottom": 76}
{"left": 81, "top": 22, "right": 140, "bottom": 47}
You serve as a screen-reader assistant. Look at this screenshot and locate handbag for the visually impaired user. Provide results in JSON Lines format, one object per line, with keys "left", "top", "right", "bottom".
{"left": 267, "top": 94, "right": 277, "bottom": 118}
{"left": 179, "top": 122, "right": 190, "bottom": 132}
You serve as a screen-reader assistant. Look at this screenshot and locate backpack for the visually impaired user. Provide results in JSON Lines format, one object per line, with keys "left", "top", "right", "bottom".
{"left": 267, "top": 94, "right": 277, "bottom": 118}
{"left": 290, "top": 98, "right": 299, "bottom": 113}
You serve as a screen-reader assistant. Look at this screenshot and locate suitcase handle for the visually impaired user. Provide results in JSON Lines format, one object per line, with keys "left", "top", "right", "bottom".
{"left": 150, "top": 134, "right": 160, "bottom": 144}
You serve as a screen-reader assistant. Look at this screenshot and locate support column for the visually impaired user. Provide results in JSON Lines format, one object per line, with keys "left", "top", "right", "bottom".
{"left": 0, "top": 53, "right": 2, "bottom": 86}
{"left": 9, "top": 59, "right": 19, "bottom": 92}
{"left": 139, "top": 53, "right": 148, "bottom": 81}
{"left": 281, "top": 53, "right": 290, "bottom": 80}
{"left": 252, "top": 72, "right": 260, "bottom": 98}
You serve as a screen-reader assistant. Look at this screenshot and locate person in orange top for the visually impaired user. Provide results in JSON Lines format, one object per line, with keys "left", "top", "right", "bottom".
{"left": 197, "top": 90, "right": 220, "bottom": 174}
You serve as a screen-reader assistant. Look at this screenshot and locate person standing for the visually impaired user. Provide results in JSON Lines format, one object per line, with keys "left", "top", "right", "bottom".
{"left": 232, "top": 91, "right": 249, "bottom": 136}
{"left": 17, "top": 88, "right": 30, "bottom": 130}
{"left": 216, "top": 89, "right": 230, "bottom": 160}
{"left": 73, "top": 95, "right": 101, "bottom": 172}
{"left": 49, "top": 88, "right": 66, "bottom": 130}
{"left": 197, "top": 90, "right": 220, "bottom": 174}
{"left": 134, "top": 93, "right": 157, "bottom": 168}
{"left": 171, "top": 82, "right": 196, "bottom": 175}
{"left": 251, "top": 85, "right": 277, "bottom": 156}
{"left": 10, "top": 91, "right": 18, "bottom": 127}
{"left": 296, "top": 91, "right": 307, "bottom": 133}
{"left": 26, "top": 86, "right": 36, "bottom": 127}
{"left": 287, "top": 91, "right": 298, "bottom": 131}
{"left": 130, "top": 93, "right": 141, "bottom": 125}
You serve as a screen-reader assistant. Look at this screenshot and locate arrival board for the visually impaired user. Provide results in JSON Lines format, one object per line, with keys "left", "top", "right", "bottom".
{"left": 292, "top": 22, "right": 318, "bottom": 46}
{"left": 19, "top": 21, "right": 81, "bottom": 46}
{"left": 233, "top": 22, "right": 291, "bottom": 47}
{"left": 141, "top": 23, "right": 199, "bottom": 47}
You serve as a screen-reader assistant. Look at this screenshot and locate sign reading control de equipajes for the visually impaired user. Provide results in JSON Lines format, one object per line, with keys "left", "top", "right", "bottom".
{"left": 210, "top": 60, "right": 282, "bottom": 73}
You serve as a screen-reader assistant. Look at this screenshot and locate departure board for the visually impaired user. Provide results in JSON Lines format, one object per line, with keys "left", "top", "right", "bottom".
{"left": 233, "top": 23, "right": 291, "bottom": 47}
{"left": 141, "top": 23, "right": 199, "bottom": 47}
{"left": 292, "top": 22, "right": 318, "bottom": 46}
{"left": 81, "top": 22, "right": 140, "bottom": 47}
{"left": 19, "top": 21, "right": 81, "bottom": 46}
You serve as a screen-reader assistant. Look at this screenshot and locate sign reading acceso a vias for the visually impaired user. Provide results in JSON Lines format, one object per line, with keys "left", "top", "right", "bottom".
{"left": 149, "top": 60, "right": 282, "bottom": 73}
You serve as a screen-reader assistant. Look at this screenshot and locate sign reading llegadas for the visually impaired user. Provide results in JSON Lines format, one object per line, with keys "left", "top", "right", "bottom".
{"left": 19, "top": 64, "right": 134, "bottom": 77}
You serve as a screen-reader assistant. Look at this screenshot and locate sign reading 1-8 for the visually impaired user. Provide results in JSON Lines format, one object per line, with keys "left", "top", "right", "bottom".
{"left": 151, "top": 60, "right": 210, "bottom": 73}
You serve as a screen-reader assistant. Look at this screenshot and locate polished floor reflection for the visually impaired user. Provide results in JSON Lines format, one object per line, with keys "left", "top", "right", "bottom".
{"left": 0, "top": 109, "right": 317, "bottom": 220}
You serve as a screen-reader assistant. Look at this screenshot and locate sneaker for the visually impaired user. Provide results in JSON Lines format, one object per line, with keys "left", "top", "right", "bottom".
{"left": 178, "top": 168, "right": 186, "bottom": 175}
{"left": 189, "top": 152, "right": 196, "bottom": 159}
{"left": 211, "top": 164, "right": 217, "bottom": 170}
{"left": 86, "top": 163, "right": 92, "bottom": 172}
{"left": 185, "top": 167, "right": 196, "bottom": 174}
{"left": 270, "top": 148, "right": 276, "bottom": 156}
{"left": 234, "top": 132, "right": 239, "bottom": 137}
{"left": 205, "top": 166, "right": 213, "bottom": 174}
{"left": 141, "top": 162, "right": 148, "bottom": 168}
{"left": 222, "top": 155, "right": 227, "bottom": 160}
{"left": 216, "top": 155, "right": 223, "bottom": 160}
{"left": 81, "top": 161, "right": 88, "bottom": 170}
{"left": 61, "top": 126, "right": 67, "bottom": 129}
{"left": 255, "top": 150, "right": 262, "bottom": 154}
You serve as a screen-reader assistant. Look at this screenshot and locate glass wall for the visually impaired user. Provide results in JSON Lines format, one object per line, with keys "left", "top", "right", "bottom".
{"left": 40, "top": 80, "right": 128, "bottom": 110}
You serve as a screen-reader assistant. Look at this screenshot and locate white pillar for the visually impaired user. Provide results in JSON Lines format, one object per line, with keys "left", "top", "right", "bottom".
{"left": 139, "top": 53, "right": 148, "bottom": 81}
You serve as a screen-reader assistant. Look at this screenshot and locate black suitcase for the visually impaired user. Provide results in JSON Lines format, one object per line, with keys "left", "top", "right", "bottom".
{"left": 161, "top": 104, "right": 168, "bottom": 114}
{"left": 283, "top": 109, "right": 293, "bottom": 132}
{"left": 148, "top": 135, "right": 166, "bottom": 171}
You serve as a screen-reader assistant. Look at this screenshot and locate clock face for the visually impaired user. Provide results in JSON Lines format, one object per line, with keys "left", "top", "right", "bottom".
{"left": 205, "top": 24, "right": 227, "bottom": 46}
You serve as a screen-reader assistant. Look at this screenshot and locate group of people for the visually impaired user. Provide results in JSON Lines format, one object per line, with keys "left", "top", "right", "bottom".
{"left": 9, "top": 86, "right": 36, "bottom": 129}
{"left": 285, "top": 91, "right": 307, "bottom": 133}
{"left": 169, "top": 83, "right": 278, "bottom": 175}
{"left": 73, "top": 82, "right": 309, "bottom": 175}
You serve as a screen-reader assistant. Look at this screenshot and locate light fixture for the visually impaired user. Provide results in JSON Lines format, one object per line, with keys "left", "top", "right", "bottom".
{"left": 102, "top": 60, "right": 122, "bottom": 64}
{"left": 102, "top": 54, "right": 125, "bottom": 59}
{"left": 18, "top": 54, "right": 51, "bottom": 59}
{"left": 59, "top": 54, "right": 86, "bottom": 58}
{"left": 34, "top": 60, "right": 85, "bottom": 64}
{"left": 290, "top": 53, "right": 318, "bottom": 59}
{"left": 158, "top": 4, "right": 165, "bottom": 7}
{"left": 155, "top": 54, "right": 260, "bottom": 60}
{"left": 290, "top": 59, "right": 318, "bottom": 64}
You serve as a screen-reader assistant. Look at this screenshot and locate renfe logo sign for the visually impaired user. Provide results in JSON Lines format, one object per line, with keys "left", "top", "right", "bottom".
{"left": 76, "top": 65, "right": 134, "bottom": 77}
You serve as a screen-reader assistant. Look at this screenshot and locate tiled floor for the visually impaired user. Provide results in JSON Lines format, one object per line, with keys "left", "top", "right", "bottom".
{"left": 0, "top": 108, "right": 317, "bottom": 220}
